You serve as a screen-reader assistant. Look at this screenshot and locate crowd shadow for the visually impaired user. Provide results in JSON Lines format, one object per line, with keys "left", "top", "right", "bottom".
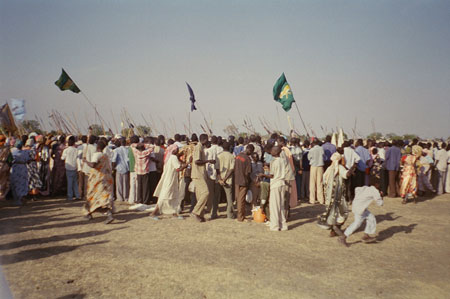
{"left": 288, "top": 204, "right": 325, "bottom": 230}
{"left": 377, "top": 224, "right": 417, "bottom": 241}
{"left": 112, "top": 209, "right": 150, "bottom": 223}
{"left": 414, "top": 194, "right": 437, "bottom": 204}
{"left": 56, "top": 294, "right": 86, "bottom": 299}
{"left": 0, "top": 240, "right": 108, "bottom": 265}
{"left": 0, "top": 227, "right": 126, "bottom": 250}
{"left": 0, "top": 215, "right": 97, "bottom": 236}
{"left": 376, "top": 212, "right": 401, "bottom": 224}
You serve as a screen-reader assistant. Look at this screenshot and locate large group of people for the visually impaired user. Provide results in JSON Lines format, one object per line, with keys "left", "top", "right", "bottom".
{"left": 0, "top": 131, "right": 449, "bottom": 246}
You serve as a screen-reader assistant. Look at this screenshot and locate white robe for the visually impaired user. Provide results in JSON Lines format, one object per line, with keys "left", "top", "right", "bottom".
{"left": 153, "top": 155, "right": 181, "bottom": 214}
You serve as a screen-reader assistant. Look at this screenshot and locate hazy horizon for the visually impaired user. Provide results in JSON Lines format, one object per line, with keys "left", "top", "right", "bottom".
{"left": 1, "top": 0, "right": 449, "bottom": 138}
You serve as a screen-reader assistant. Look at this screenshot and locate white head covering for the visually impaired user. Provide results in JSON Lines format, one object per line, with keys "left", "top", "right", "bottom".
{"left": 323, "top": 152, "right": 344, "bottom": 184}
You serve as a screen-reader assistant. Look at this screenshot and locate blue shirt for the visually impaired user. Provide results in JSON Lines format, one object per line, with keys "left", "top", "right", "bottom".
{"left": 233, "top": 145, "right": 244, "bottom": 156}
{"left": 384, "top": 146, "right": 402, "bottom": 171}
{"left": 322, "top": 142, "right": 336, "bottom": 162}
{"left": 112, "top": 146, "right": 130, "bottom": 174}
{"left": 264, "top": 152, "right": 274, "bottom": 164}
{"left": 355, "top": 146, "right": 371, "bottom": 172}
{"left": 308, "top": 145, "right": 325, "bottom": 167}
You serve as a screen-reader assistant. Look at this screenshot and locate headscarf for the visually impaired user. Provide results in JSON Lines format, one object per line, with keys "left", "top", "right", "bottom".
{"left": 163, "top": 144, "right": 178, "bottom": 164}
{"left": 25, "top": 138, "right": 35, "bottom": 147}
{"left": 0, "top": 135, "right": 5, "bottom": 147}
{"left": 15, "top": 141, "right": 23, "bottom": 150}
{"left": 323, "top": 152, "right": 343, "bottom": 184}
{"left": 412, "top": 145, "right": 422, "bottom": 158}
{"left": 330, "top": 152, "right": 342, "bottom": 177}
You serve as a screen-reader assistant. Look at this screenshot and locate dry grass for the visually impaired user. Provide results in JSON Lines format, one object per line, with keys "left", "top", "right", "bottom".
{"left": 1, "top": 193, "right": 450, "bottom": 299}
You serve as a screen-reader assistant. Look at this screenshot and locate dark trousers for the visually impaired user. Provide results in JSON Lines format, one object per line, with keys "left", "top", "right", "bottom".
{"left": 78, "top": 171, "right": 86, "bottom": 200}
{"left": 149, "top": 171, "right": 160, "bottom": 203}
{"left": 380, "top": 169, "right": 388, "bottom": 196}
{"left": 388, "top": 170, "right": 398, "bottom": 197}
{"left": 137, "top": 173, "right": 151, "bottom": 204}
{"left": 354, "top": 170, "right": 365, "bottom": 188}
{"left": 294, "top": 170, "right": 302, "bottom": 200}
{"left": 345, "top": 177, "right": 353, "bottom": 202}
{"left": 235, "top": 185, "right": 248, "bottom": 221}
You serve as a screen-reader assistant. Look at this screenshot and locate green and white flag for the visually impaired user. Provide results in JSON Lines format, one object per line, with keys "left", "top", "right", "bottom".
{"left": 55, "top": 69, "right": 81, "bottom": 93}
{"left": 273, "top": 73, "right": 295, "bottom": 112}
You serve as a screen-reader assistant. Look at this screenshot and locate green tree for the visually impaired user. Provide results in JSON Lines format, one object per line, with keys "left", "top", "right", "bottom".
{"left": 402, "top": 134, "right": 418, "bottom": 141}
{"left": 22, "top": 120, "right": 43, "bottom": 134}
{"left": 89, "top": 124, "right": 104, "bottom": 136}
{"left": 121, "top": 128, "right": 134, "bottom": 137}
{"left": 136, "top": 125, "right": 152, "bottom": 136}
{"left": 223, "top": 125, "right": 239, "bottom": 137}
{"left": 385, "top": 133, "right": 402, "bottom": 140}
{"left": 367, "top": 132, "right": 383, "bottom": 140}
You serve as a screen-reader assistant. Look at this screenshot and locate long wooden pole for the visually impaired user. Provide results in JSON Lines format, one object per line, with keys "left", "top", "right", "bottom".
{"left": 293, "top": 102, "right": 309, "bottom": 138}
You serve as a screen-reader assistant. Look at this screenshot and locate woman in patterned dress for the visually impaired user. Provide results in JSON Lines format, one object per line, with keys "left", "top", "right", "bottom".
{"left": 82, "top": 141, "right": 115, "bottom": 223}
{"left": 399, "top": 152, "right": 418, "bottom": 204}
{"left": 370, "top": 148, "right": 383, "bottom": 187}
{"left": 24, "top": 138, "right": 42, "bottom": 196}
{"left": 10, "top": 141, "right": 31, "bottom": 205}
{"left": 37, "top": 136, "right": 51, "bottom": 196}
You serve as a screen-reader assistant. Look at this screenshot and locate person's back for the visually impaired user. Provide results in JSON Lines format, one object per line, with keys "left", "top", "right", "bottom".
{"left": 385, "top": 145, "right": 401, "bottom": 171}
{"left": 355, "top": 145, "right": 370, "bottom": 172}
{"left": 308, "top": 144, "right": 325, "bottom": 167}
{"left": 343, "top": 146, "right": 360, "bottom": 169}
{"left": 62, "top": 145, "right": 78, "bottom": 171}
{"left": 352, "top": 186, "right": 383, "bottom": 215}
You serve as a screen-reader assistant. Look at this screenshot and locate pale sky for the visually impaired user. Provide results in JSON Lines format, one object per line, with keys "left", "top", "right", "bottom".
{"left": 1, "top": 0, "right": 449, "bottom": 138}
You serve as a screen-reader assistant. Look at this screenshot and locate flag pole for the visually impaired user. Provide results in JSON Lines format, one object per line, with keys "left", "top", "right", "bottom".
{"left": 79, "top": 91, "right": 107, "bottom": 135}
{"left": 293, "top": 102, "right": 310, "bottom": 138}
{"left": 188, "top": 111, "right": 192, "bottom": 137}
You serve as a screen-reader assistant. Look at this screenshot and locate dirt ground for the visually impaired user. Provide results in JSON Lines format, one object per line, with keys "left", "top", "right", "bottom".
{"left": 1, "top": 192, "right": 450, "bottom": 299}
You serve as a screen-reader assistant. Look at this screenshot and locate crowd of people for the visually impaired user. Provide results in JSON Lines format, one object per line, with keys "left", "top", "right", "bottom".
{"left": 0, "top": 131, "right": 449, "bottom": 245}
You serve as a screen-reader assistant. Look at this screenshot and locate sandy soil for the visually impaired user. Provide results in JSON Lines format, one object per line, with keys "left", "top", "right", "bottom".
{"left": 1, "top": 193, "right": 450, "bottom": 299}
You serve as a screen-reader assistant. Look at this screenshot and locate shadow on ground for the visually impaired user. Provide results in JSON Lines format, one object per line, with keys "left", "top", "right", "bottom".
{"left": 377, "top": 224, "right": 417, "bottom": 241}
{"left": 0, "top": 241, "right": 108, "bottom": 265}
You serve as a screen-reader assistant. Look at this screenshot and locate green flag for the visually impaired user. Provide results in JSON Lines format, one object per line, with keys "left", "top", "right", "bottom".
{"left": 273, "top": 73, "right": 295, "bottom": 112}
{"left": 55, "top": 69, "right": 81, "bottom": 93}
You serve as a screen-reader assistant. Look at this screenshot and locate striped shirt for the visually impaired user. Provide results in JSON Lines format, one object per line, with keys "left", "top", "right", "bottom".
{"left": 131, "top": 144, "right": 154, "bottom": 175}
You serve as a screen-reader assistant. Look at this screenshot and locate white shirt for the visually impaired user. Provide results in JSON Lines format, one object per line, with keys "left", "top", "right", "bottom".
{"left": 77, "top": 144, "right": 87, "bottom": 171}
{"left": 270, "top": 157, "right": 288, "bottom": 189}
{"left": 83, "top": 144, "right": 97, "bottom": 174}
{"left": 205, "top": 145, "right": 220, "bottom": 180}
{"left": 377, "top": 147, "right": 386, "bottom": 161}
{"left": 91, "top": 152, "right": 102, "bottom": 163}
{"left": 435, "top": 149, "right": 448, "bottom": 171}
{"left": 61, "top": 146, "right": 78, "bottom": 171}
{"left": 352, "top": 186, "right": 383, "bottom": 215}
{"left": 343, "top": 147, "right": 361, "bottom": 170}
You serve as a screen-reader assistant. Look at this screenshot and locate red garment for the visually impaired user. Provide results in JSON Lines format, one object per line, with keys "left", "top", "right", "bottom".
{"left": 131, "top": 145, "right": 154, "bottom": 175}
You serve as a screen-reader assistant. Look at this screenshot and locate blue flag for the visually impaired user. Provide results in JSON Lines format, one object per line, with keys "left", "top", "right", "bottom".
{"left": 9, "top": 99, "right": 26, "bottom": 121}
{"left": 186, "top": 82, "right": 197, "bottom": 112}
